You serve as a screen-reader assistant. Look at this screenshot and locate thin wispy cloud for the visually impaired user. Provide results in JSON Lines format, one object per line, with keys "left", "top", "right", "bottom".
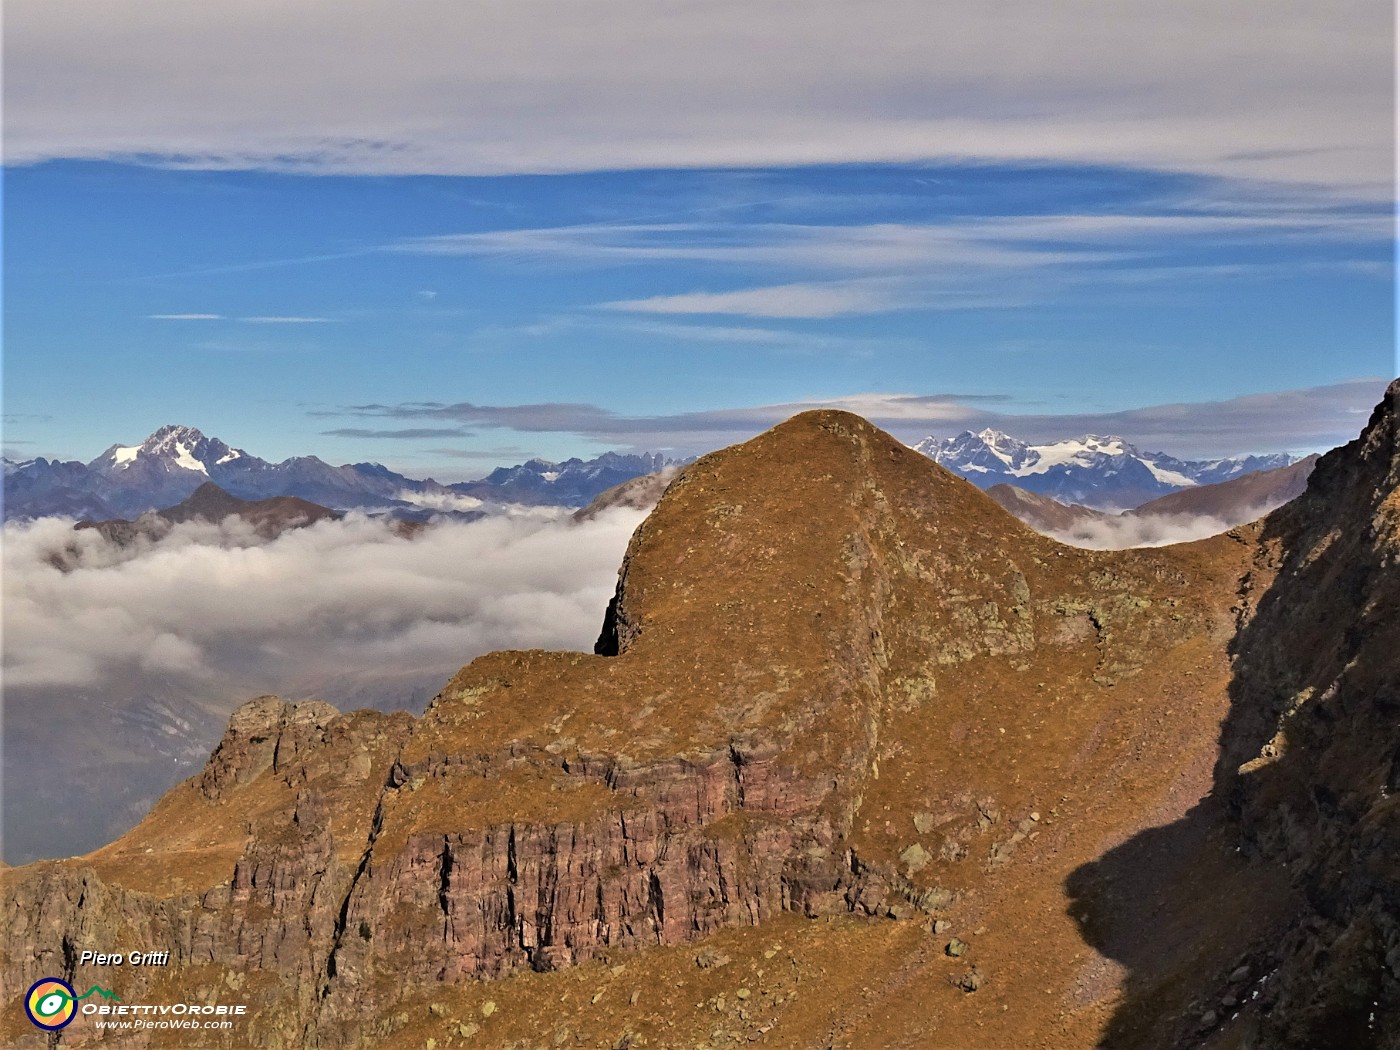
{"left": 395, "top": 208, "right": 1390, "bottom": 318}
{"left": 600, "top": 277, "right": 1053, "bottom": 319}
{"left": 322, "top": 427, "right": 473, "bottom": 440}
{"left": 128, "top": 247, "right": 381, "bottom": 282}
{"left": 477, "top": 314, "right": 905, "bottom": 357}
{"left": 136, "top": 203, "right": 1393, "bottom": 325}
{"left": 421, "top": 446, "right": 537, "bottom": 463}
{"left": 395, "top": 211, "right": 1387, "bottom": 269}
{"left": 604, "top": 318, "right": 901, "bottom": 356}
{"left": 600, "top": 281, "right": 910, "bottom": 320}
{"left": 320, "top": 378, "right": 1393, "bottom": 460}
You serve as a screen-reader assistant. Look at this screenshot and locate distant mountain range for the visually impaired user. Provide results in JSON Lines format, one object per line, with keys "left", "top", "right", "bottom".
{"left": 3, "top": 424, "right": 681, "bottom": 521}
{"left": 984, "top": 455, "right": 1320, "bottom": 546}
{"left": 452, "top": 451, "right": 672, "bottom": 507}
{"left": 5, "top": 422, "right": 1301, "bottom": 522}
{"left": 912, "top": 428, "right": 1297, "bottom": 510}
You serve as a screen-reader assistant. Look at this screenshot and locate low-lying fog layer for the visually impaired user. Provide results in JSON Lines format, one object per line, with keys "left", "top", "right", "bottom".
{"left": 2, "top": 508, "right": 646, "bottom": 863}
{"left": 6, "top": 507, "right": 646, "bottom": 693}
{"left": 1045, "top": 506, "right": 1277, "bottom": 550}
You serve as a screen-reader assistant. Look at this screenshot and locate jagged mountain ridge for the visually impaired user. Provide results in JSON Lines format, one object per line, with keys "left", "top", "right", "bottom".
{"left": 6, "top": 422, "right": 1293, "bottom": 522}
{"left": 2, "top": 388, "right": 1396, "bottom": 1048}
{"left": 914, "top": 427, "right": 1296, "bottom": 510}
{"left": 5, "top": 425, "right": 450, "bottom": 519}
{"left": 92, "top": 423, "right": 250, "bottom": 478}
{"left": 0, "top": 406, "right": 1288, "bottom": 1047}
{"left": 3, "top": 456, "right": 119, "bottom": 521}
{"left": 451, "top": 451, "right": 675, "bottom": 507}
{"left": 4, "top": 425, "right": 679, "bottom": 520}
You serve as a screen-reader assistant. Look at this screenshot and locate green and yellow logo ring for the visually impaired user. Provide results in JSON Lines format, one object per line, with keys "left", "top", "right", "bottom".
{"left": 25, "top": 978, "right": 78, "bottom": 1030}
{"left": 23, "top": 978, "right": 119, "bottom": 1030}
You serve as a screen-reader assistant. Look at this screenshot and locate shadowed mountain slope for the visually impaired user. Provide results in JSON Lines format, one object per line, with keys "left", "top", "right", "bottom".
{"left": 1068, "top": 380, "right": 1400, "bottom": 1049}
{"left": 2, "top": 396, "right": 1395, "bottom": 1048}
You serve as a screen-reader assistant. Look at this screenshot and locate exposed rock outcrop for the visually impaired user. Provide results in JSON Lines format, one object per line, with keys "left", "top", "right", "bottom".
{"left": 1211, "top": 379, "right": 1400, "bottom": 1049}
{"left": 2, "top": 393, "right": 1396, "bottom": 1049}
{"left": 1068, "top": 379, "right": 1400, "bottom": 1050}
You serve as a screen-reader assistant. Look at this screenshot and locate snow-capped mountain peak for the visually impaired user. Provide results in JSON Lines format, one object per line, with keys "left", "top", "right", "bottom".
{"left": 911, "top": 428, "right": 1297, "bottom": 511}
{"left": 91, "top": 425, "right": 252, "bottom": 477}
{"left": 919, "top": 428, "right": 1039, "bottom": 475}
{"left": 7, "top": 421, "right": 1300, "bottom": 524}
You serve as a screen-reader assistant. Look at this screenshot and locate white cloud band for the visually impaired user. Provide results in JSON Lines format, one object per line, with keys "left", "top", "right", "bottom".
{"left": 4, "top": 508, "right": 643, "bottom": 693}
{"left": 6, "top": 0, "right": 1391, "bottom": 191}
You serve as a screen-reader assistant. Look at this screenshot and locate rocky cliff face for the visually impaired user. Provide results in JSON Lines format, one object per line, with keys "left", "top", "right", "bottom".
{"left": 1209, "top": 379, "right": 1400, "bottom": 1049}
{"left": 2, "top": 398, "right": 1396, "bottom": 1049}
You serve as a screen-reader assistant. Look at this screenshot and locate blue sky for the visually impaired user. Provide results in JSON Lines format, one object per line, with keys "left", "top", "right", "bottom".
{"left": 3, "top": 1, "right": 1394, "bottom": 478}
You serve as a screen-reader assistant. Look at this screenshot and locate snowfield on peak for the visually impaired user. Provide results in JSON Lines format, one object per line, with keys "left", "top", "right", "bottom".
{"left": 171, "top": 441, "right": 208, "bottom": 474}
{"left": 6, "top": 424, "right": 683, "bottom": 520}
{"left": 913, "top": 428, "right": 1296, "bottom": 510}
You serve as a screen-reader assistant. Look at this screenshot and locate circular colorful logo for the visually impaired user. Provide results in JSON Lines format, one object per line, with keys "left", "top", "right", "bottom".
{"left": 25, "top": 978, "right": 77, "bottom": 1030}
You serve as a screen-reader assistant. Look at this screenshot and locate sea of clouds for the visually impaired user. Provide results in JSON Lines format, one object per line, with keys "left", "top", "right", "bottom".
{"left": 1044, "top": 507, "right": 1275, "bottom": 551}
{"left": 5, "top": 507, "right": 646, "bottom": 698}
{"left": 3, "top": 507, "right": 648, "bottom": 860}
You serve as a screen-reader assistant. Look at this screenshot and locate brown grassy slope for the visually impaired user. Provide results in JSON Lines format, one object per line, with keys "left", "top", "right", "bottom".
{"left": 1131, "top": 454, "right": 1318, "bottom": 520}
{"left": 1, "top": 408, "right": 1288, "bottom": 1049}
{"left": 984, "top": 482, "right": 1110, "bottom": 533}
